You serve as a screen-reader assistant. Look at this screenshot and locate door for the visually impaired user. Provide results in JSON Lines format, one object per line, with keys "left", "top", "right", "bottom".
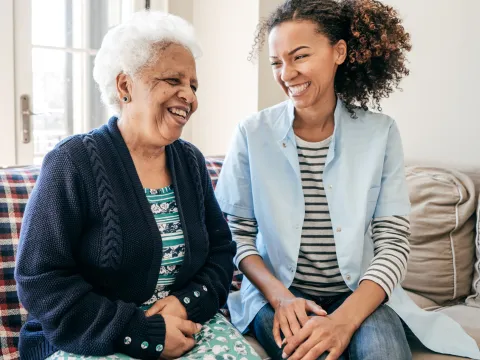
{"left": 13, "top": 0, "right": 145, "bottom": 166}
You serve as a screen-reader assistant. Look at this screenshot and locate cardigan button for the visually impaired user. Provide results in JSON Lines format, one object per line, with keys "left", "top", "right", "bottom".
{"left": 345, "top": 274, "right": 351, "bottom": 281}
{"left": 194, "top": 291, "right": 201, "bottom": 298}
{"left": 156, "top": 344, "right": 164, "bottom": 352}
{"left": 124, "top": 336, "right": 132, "bottom": 345}
{"left": 141, "top": 341, "right": 149, "bottom": 349}
{"left": 203, "top": 285, "right": 208, "bottom": 292}
{"left": 184, "top": 297, "right": 191, "bottom": 304}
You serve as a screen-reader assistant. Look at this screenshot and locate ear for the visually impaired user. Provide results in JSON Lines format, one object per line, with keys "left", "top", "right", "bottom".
{"left": 116, "top": 72, "right": 133, "bottom": 101}
{"left": 334, "top": 39, "right": 347, "bottom": 65}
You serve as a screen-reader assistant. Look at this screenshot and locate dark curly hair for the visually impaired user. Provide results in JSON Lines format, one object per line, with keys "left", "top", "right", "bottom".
{"left": 251, "top": 0, "right": 412, "bottom": 116}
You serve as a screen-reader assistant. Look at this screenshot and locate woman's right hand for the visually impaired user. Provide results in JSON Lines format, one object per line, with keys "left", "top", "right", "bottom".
{"left": 161, "top": 315, "right": 202, "bottom": 359}
{"left": 272, "top": 296, "right": 327, "bottom": 348}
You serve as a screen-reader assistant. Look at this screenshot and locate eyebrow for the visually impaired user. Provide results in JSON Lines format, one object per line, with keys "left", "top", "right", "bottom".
{"left": 270, "top": 45, "right": 311, "bottom": 58}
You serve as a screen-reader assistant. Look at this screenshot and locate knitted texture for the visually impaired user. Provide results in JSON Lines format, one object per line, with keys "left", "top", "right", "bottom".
{"left": 82, "top": 134, "right": 123, "bottom": 270}
{"left": 14, "top": 118, "right": 235, "bottom": 360}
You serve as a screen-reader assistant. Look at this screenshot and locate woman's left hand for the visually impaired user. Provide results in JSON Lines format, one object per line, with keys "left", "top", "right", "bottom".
{"left": 281, "top": 315, "right": 355, "bottom": 360}
{"left": 145, "top": 296, "right": 188, "bottom": 320}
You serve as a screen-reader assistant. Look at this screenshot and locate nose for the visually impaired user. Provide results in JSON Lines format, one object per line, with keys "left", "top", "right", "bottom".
{"left": 281, "top": 63, "right": 298, "bottom": 83}
{"left": 178, "top": 85, "right": 196, "bottom": 105}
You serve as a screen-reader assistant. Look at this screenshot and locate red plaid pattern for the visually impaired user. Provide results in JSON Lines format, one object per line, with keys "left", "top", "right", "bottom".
{"left": 0, "top": 158, "right": 243, "bottom": 358}
{"left": 205, "top": 156, "right": 224, "bottom": 189}
{"left": 0, "top": 166, "right": 39, "bottom": 360}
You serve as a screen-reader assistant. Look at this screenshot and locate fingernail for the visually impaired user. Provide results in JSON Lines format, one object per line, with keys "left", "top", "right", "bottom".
{"left": 196, "top": 323, "right": 202, "bottom": 330}
{"left": 282, "top": 352, "right": 287, "bottom": 359}
{"left": 282, "top": 338, "right": 287, "bottom": 345}
{"left": 321, "top": 310, "right": 328, "bottom": 315}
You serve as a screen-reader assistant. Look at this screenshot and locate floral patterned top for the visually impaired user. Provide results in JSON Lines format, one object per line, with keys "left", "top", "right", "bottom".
{"left": 141, "top": 185, "right": 185, "bottom": 310}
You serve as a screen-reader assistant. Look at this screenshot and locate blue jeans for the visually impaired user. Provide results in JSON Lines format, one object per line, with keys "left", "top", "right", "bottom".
{"left": 251, "top": 288, "right": 412, "bottom": 360}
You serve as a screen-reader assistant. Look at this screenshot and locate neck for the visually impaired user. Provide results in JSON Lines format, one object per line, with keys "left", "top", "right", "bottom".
{"left": 293, "top": 91, "right": 337, "bottom": 130}
{"left": 117, "top": 117, "right": 166, "bottom": 163}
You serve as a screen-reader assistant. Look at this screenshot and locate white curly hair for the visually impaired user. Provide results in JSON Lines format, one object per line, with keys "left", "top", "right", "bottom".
{"left": 93, "top": 10, "right": 202, "bottom": 115}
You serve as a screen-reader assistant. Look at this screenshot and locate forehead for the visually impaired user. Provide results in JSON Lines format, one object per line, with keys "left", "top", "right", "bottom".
{"left": 268, "top": 20, "right": 327, "bottom": 55}
{"left": 145, "top": 43, "right": 197, "bottom": 78}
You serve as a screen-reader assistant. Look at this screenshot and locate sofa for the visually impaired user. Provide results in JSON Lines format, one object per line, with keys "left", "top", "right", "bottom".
{"left": 1, "top": 159, "right": 480, "bottom": 360}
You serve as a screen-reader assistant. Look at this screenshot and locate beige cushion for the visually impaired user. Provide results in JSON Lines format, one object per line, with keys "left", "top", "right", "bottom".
{"left": 403, "top": 167, "right": 477, "bottom": 305}
{"left": 466, "top": 192, "right": 480, "bottom": 308}
{"left": 405, "top": 290, "right": 441, "bottom": 310}
{"left": 245, "top": 335, "right": 270, "bottom": 360}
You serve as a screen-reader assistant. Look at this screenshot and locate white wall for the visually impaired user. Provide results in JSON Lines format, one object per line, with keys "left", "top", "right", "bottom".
{"left": 381, "top": 0, "right": 480, "bottom": 171}
{"left": 191, "top": 0, "right": 260, "bottom": 155}
{"left": 0, "top": 0, "right": 16, "bottom": 166}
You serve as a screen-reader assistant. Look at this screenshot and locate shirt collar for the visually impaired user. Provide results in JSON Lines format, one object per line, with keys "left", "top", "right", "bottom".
{"left": 277, "top": 97, "right": 346, "bottom": 143}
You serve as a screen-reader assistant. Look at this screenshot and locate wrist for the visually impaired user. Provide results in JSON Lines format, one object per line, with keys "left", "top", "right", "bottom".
{"left": 330, "top": 310, "right": 359, "bottom": 335}
{"left": 267, "top": 290, "right": 295, "bottom": 310}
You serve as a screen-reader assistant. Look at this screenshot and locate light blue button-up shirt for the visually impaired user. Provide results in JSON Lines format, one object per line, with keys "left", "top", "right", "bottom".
{"left": 215, "top": 99, "right": 480, "bottom": 359}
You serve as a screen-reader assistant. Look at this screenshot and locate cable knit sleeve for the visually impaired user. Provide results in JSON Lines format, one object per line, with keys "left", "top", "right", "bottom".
{"left": 170, "top": 145, "right": 236, "bottom": 323}
{"left": 15, "top": 146, "right": 166, "bottom": 360}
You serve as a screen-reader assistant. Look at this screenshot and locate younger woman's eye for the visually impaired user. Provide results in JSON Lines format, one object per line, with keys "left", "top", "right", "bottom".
{"left": 295, "top": 54, "right": 309, "bottom": 60}
{"left": 270, "top": 61, "right": 281, "bottom": 66}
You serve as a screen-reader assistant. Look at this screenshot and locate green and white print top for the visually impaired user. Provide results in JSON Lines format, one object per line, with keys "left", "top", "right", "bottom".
{"left": 141, "top": 185, "right": 185, "bottom": 310}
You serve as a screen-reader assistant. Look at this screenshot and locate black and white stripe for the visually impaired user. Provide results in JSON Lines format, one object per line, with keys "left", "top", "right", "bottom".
{"left": 226, "top": 135, "right": 411, "bottom": 298}
{"left": 292, "top": 136, "right": 349, "bottom": 295}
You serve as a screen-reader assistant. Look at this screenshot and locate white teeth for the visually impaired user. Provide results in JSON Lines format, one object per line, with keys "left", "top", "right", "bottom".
{"left": 288, "top": 82, "right": 310, "bottom": 96}
{"left": 169, "top": 108, "right": 188, "bottom": 117}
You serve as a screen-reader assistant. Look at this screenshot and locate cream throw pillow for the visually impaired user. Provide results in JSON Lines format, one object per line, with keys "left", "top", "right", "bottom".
{"left": 402, "top": 167, "right": 476, "bottom": 305}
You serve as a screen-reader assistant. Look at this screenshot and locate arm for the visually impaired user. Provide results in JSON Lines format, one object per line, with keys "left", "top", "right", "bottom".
{"left": 332, "top": 120, "right": 411, "bottom": 328}
{"left": 332, "top": 216, "right": 410, "bottom": 331}
{"left": 169, "top": 147, "right": 236, "bottom": 324}
{"left": 227, "top": 215, "right": 296, "bottom": 309}
{"left": 15, "top": 147, "right": 165, "bottom": 359}
{"left": 284, "top": 120, "right": 412, "bottom": 360}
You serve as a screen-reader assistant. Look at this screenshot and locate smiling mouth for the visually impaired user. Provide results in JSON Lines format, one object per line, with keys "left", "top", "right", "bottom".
{"left": 288, "top": 81, "right": 311, "bottom": 97}
{"left": 167, "top": 107, "right": 190, "bottom": 121}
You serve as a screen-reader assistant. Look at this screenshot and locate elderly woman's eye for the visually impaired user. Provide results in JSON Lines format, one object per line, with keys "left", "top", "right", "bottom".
{"left": 165, "top": 78, "right": 180, "bottom": 85}
{"left": 191, "top": 85, "right": 198, "bottom": 93}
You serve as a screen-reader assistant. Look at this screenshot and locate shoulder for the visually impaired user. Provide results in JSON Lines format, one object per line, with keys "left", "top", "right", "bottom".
{"left": 342, "top": 106, "right": 399, "bottom": 141}
{"left": 239, "top": 100, "right": 290, "bottom": 133}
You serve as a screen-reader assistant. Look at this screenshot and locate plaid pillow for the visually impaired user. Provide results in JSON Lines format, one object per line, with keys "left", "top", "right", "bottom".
{"left": 0, "top": 166, "right": 40, "bottom": 360}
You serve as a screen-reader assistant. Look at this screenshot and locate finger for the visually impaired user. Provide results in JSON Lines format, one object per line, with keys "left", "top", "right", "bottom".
{"left": 294, "top": 306, "right": 309, "bottom": 327}
{"left": 177, "top": 319, "right": 202, "bottom": 336}
{"left": 279, "top": 315, "right": 293, "bottom": 340}
{"left": 145, "top": 300, "right": 166, "bottom": 317}
{"left": 325, "top": 349, "right": 342, "bottom": 360}
{"left": 286, "top": 309, "right": 302, "bottom": 335}
{"left": 283, "top": 326, "right": 314, "bottom": 356}
{"left": 273, "top": 316, "right": 282, "bottom": 348}
{"left": 288, "top": 338, "right": 327, "bottom": 360}
{"left": 305, "top": 300, "right": 327, "bottom": 316}
{"left": 182, "top": 337, "right": 196, "bottom": 352}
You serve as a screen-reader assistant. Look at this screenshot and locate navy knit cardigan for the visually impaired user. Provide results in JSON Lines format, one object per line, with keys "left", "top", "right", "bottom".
{"left": 14, "top": 118, "right": 235, "bottom": 360}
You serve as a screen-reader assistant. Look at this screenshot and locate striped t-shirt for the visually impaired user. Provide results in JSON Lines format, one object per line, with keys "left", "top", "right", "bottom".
{"left": 292, "top": 135, "right": 350, "bottom": 295}
{"left": 141, "top": 185, "right": 185, "bottom": 310}
{"left": 227, "top": 135, "right": 411, "bottom": 298}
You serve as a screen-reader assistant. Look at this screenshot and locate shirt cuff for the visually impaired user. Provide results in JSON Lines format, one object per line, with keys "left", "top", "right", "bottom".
{"left": 114, "top": 311, "right": 166, "bottom": 359}
{"left": 170, "top": 283, "right": 214, "bottom": 323}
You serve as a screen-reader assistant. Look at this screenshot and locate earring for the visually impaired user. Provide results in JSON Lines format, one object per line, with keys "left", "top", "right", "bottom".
{"left": 123, "top": 95, "right": 130, "bottom": 103}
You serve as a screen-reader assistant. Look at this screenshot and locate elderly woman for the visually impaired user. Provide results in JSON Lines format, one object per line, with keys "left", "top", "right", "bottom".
{"left": 215, "top": 0, "right": 480, "bottom": 360}
{"left": 15, "top": 11, "right": 260, "bottom": 360}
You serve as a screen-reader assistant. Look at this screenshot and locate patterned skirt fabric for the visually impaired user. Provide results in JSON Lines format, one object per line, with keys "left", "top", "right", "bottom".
{"left": 46, "top": 314, "right": 261, "bottom": 360}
